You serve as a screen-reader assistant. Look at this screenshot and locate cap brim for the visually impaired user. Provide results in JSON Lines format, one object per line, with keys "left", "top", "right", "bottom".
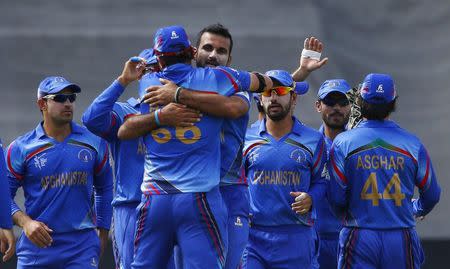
{"left": 54, "top": 83, "right": 81, "bottom": 94}
{"left": 294, "top": 81, "right": 309, "bottom": 95}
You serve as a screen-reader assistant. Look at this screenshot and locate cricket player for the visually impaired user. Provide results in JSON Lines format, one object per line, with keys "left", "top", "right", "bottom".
{"left": 117, "top": 25, "right": 283, "bottom": 269}
{"left": 242, "top": 70, "right": 327, "bottom": 268}
{"left": 328, "top": 73, "right": 441, "bottom": 269}
{"left": 314, "top": 79, "right": 351, "bottom": 269}
{"left": 0, "top": 139, "right": 15, "bottom": 262}
{"left": 7, "top": 76, "right": 113, "bottom": 268}
{"left": 141, "top": 24, "right": 322, "bottom": 269}
{"left": 82, "top": 48, "right": 198, "bottom": 269}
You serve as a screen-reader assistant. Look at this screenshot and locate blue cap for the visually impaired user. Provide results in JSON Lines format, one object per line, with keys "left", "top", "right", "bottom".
{"left": 153, "top": 25, "right": 191, "bottom": 54}
{"left": 360, "top": 73, "right": 396, "bottom": 104}
{"left": 317, "top": 79, "right": 351, "bottom": 99}
{"left": 138, "top": 48, "right": 157, "bottom": 65}
{"left": 264, "top": 70, "right": 309, "bottom": 95}
{"left": 37, "top": 76, "right": 81, "bottom": 98}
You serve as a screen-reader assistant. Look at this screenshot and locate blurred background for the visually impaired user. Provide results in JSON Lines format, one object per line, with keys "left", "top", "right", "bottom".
{"left": 1, "top": 0, "right": 448, "bottom": 268}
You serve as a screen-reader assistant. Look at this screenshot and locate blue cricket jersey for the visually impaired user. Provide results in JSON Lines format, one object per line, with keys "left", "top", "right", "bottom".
{"left": 7, "top": 122, "right": 113, "bottom": 232}
{"left": 82, "top": 80, "right": 146, "bottom": 206}
{"left": 328, "top": 120, "right": 441, "bottom": 229}
{"left": 138, "top": 63, "right": 251, "bottom": 194}
{"left": 220, "top": 91, "right": 251, "bottom": 185}
{"left": 314, "top": 125, "right": 343, "bottom": 234}
{"left": 0, "top": 139, "right": 13, "bottom": 229}
{"left": 243, "top": 118, "right": 327, "bottom": 226}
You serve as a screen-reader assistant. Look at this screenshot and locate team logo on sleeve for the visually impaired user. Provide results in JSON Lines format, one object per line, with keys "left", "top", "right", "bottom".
{"left": 78, "top": 149, "right": 93, "bottom": 162}
{"left": 290, "top": 149, "right": 306, "bottom": 164}
{"left": 33, "top": 153, "right": 47, "bottom": 169}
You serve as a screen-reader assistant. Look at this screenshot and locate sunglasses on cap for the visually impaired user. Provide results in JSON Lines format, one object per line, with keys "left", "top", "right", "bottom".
{"left": 320, "top": 97, "right": 349, "bottom": 107}
{"left": 261, "top": 86, "right": 293, "bottom": 97}
{"left": 42, "top": 93, "right": 77, "bottom": 103}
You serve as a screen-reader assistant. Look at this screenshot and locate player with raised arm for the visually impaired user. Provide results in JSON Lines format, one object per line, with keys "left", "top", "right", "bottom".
{"left": 242, "top": 70, "right": 327, "bottom": 268}
{"left": 0, "top": 139, "right": 15, "bottom": 263}
{"left": 117, "top": 25, "right": 283, "bottom": 269}
{"left": 82, "top": 49, "right": 200, "bottom": 269}
{"left": 328, "top": 73, "right": 441, "bottom": 269}
{"left": 140, "top": 24, "right": 323, "bottom": 268}
{"left": 314, "top": 79, "right": 351, "bottom": 269}
{"left": 7, "top": 76, "right": 113, "bottom": 268}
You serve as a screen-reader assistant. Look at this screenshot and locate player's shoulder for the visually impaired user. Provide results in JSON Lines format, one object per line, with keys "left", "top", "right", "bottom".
{"left": 72, "top": 123, "right": 106, "bottom": 150}
{"left": 9, "top": 126, "right": 42, "bottom": 149}
{"left": 293, "top": 120, "right": 324, "bottom": 143}
{"left": 113, "top": 99, "right": 139, "bottom": 117}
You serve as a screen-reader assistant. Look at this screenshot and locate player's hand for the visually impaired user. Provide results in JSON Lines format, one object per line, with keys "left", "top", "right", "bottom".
{"left": 117, "top": 57, "right": 147, "bottom": 87}
{"left": 290, "top": 192, "right": 312, "bottom": 215}
{"left": 143, "top": 78, "right": 178, "bottom": 107}
{"left": 160, "top": 103, "right": 202, "bottom": 127}
{"left": 0, "top": 229, "right": 15, "bottom": 262}
{"left": 299, "top": 37, "right": 328, "bottom": 73}
{"left": 23, "top": 220, "right": 53, "bottom": 248}
{"left": 97, "top": 228, "right": 109, "bottom": 258}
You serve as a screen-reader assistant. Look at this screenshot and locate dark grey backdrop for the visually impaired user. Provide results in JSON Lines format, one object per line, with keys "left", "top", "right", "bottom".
{"left": 1, "top": 0, "right": 448, "bottom": 265}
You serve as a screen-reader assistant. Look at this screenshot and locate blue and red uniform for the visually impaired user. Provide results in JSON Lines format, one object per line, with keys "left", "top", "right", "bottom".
{"left": 241, "top": 118, "right": 327, "bottom": 269}
{"left": 82, "top": 80, "right": 146, "bottom": 269}
{"left": 0, "top": 139, "right": 13, "bottom": 230}
{"left": 220, "top": 91, "right": 251, "bottom": 269}
{"left": 328, "top": 120, "right": 441, "bottom": 269}
{"left": 132, "top": 62, "right": 252, "bottom": 269}
{"left": 7, "top": 122, "right": 113, "bottom": 268}
{"left": 314, "top": 125, "right": 344, "bottom": 269}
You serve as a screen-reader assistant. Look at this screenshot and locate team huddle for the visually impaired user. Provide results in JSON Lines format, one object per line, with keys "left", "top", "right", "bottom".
{"left": 0, "top": 23, "right": 441, "bottom": 269}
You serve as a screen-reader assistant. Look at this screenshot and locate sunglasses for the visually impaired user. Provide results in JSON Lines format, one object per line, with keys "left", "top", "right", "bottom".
{"left": 320, "top": 97, "right": 349, "bottom": 107}
{"left": 261, "top": 86, "right": 293, "bottom": 97}
{"left": 43, "top": 93, "right": 77, "bottom": 103}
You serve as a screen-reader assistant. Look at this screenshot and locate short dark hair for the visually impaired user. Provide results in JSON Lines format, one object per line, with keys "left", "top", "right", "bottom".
{"left": 157, "top": 50, "right": 193, "bottom": 68}
{"left": 357, "top": 95, "right": 397, "bottom": 120}
{"left": 196, "top": 23, "right": 233, "bottom": 54}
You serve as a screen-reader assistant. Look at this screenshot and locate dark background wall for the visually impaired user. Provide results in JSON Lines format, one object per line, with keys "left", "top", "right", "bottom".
{"left": 1, "top": 0, "right": 449, "bottom": 268}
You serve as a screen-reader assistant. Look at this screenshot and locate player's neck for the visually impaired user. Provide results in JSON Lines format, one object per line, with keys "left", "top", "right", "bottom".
{"left": 323, "top": 125, "right": 345, "bottom": 141}
{"left": 266, "top": 116, "right": 293, "bottom": 140}
{"left": 42, "top": 120, "right": 72, "bottom": 142}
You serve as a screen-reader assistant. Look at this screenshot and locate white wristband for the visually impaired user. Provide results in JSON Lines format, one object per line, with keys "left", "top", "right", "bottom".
{"left": 301, "top": 49, "right": 321, "bottom": 61}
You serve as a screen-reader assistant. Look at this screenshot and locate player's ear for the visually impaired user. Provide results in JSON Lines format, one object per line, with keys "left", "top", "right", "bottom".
{"left": 192, "top": 47, "right": 198, "bottom": 58}
{"left": 315, "top": 100, "right": 322, "bottom": 113}
{"left": 37, "top": 98, "right": 47, "bottom": 111}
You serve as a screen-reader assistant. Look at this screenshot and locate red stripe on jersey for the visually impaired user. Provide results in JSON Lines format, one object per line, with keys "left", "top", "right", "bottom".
{"left": 25, "top": 144, "right": 52, "bottom": 161}
{"left": 7, "top": 144, "right": 23, "bottom": 180}
{"left": 418, "top": 155, "right": 430, "bottom": 189}
{"left": 95, "top": 150, "right": 108, "bottom": 174}
{"left": 243, "top": 142, "right": 265, "bottom": 157}
{"left": 331, "top": 152, "right": 347, "bottom": 184}
{"left": 216, "top": 68, "right": 239, "bottom": 92}
{"left": 123, "top": 113, "right": 137, "bottom": 121}
{"left": 312, "top": 141, "right": 324, "bottom": 171}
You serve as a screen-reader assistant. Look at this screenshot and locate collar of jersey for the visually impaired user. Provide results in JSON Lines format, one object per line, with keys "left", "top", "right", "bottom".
{"left": 259, "top": 116, "right": 303, "bottom": 136}
{"left": 357, "top": 120, "right": 399, "bottom": 129}
{"left": 35, "top": 121, "right": 83, "bottom": 139}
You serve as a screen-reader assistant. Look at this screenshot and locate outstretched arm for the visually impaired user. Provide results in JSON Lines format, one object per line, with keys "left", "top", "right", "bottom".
{"left": 292, "top": 37, "right": 328, "bottom": 82}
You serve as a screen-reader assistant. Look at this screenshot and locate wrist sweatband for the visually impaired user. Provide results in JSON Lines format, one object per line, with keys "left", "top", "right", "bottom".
{"left": 174, "top": 87, "right": 183, "bottom": 103}
{"left": 154, "top": 109, "right": 161, "bottom": 126}
{"left": 301, "top": 49, "right": 321, "bottom": 61}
